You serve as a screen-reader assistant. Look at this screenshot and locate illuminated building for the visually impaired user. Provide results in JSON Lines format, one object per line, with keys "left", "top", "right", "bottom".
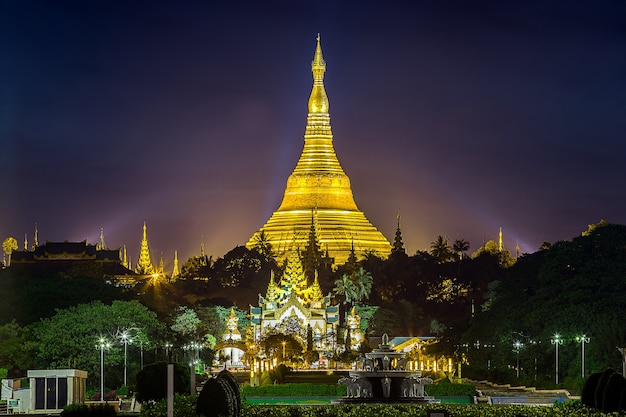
{"left": 250, "top": 241, "right": 339, "bottom": 353}
{"left": 135, "top": 222, "right": 154, "bottom": 275}
{"left": 247, "top": 36, "right": 391, "bottom": 265}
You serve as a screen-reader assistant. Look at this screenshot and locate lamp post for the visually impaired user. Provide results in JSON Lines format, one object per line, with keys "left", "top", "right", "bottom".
{"left": 576, "top": 335, "right": 590, "bottom": 379}
{"left": 120, "top": 331, "right": 132, "bottom": 387}
{"left": 96, "top": 337, "right": 111, "bottom": 401}
{"left": 183, "top": 342, "right": 202, "bottom": 396}
{"left": 513, "top": 341, "right": 523, "bottom": 378}
{"left": 282, "top": 340, "right": 287, "bottom": 362}
{"left": 551, "top": 334, "right": 563, "bottom": 385}
{"left": 164, "top": 342, "right": 173, "bottom": 361}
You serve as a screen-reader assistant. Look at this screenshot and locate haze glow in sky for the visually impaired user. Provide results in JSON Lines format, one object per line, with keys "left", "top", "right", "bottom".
{"left": 2, "top": 1, "right": 625, "bottom": 269}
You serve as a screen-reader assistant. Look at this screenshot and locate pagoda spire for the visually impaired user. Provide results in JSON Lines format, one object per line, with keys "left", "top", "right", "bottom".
{"left": 136, "top": 222, "right": 154, "bottom": 275}
{"left": 247, "top": 36, "right": 391, "bottom": 264}
{"left": 498, "top": 227, "right": 503, "bottom": 252}
{"left": 97, "top": 228, "right": 106, "bottom": 250}
{"left": 24, "top": 233, "right": 28, "bottom": 251}
{"left": 32, "top": 223, "right": 38, "bottom": 250}
{"left": 391, "top": 212, "right": 406, "bottom": 255}
{"left": 172, "top": 250, "right": 180, "bottom": 279}
{"left": 122, "top": 245, "right": 128, "bottom": 268}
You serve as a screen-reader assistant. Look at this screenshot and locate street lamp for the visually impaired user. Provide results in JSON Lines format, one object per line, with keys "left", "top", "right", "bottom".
{"left": 120, "top": 331, "right": 132, "bottom": 387}
{"left": 183, "top": 342, "right": 203, "bottom": 396}
{"left": 551, "top": 334, "right": 563, "bottom": 385}
{"left": 96, "top": 337, "right": 111, "bottom": 401}
{"left": 576, "top": 335, "right": 590, "bottom": 379}
{"left": 164, "top": 342, "right": 173, "bottom": 361}
{"left": 513, "top": 341, "right": 523, "bottom": 378}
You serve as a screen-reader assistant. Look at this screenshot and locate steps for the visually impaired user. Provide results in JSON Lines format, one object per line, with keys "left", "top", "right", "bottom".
{"left": 467, "top": 379, "right": 575, "bottom": 405}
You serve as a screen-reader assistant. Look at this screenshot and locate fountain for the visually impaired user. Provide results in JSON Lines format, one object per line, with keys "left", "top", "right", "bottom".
{"left": 333, "top": 334, "right": 437, "bottom": 404}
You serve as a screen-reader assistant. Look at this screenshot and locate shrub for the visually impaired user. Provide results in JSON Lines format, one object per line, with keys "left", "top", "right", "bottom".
{"left": 425, "top": 380, "right": 476, "bottom": 397}
{"left": 217, "top": 370, "right": 241, "bottom": 417}
{"left": 196, "top": 377, "right": 237, "bottom": 417}
{"left": 241, "top": 383, "right": 346, "bottom": 397}
{"left": 140, "top": 393, "right": 196, "bottom": 417}
{"left": 136, "top": 361, "right": 190, "bottom": 403}
{"left": 594, "top": 368, "right": 615, "bottom": 409}
{"left": 268, "top": 364, "right": 291, "bottom": 384}
{"left": 61, "top": 403, "right": 116, "bottom": 417}
{"left": 116, "top": 385, "right": 129, "bottom": 397}
{"left": 602, "top": 372, "right": 626, "bottom": 413}
{"left": 581, "top": 372, "right": 602, "bottom": 407}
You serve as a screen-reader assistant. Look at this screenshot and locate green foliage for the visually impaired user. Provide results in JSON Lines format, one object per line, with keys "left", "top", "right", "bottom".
{"left": 238, "top": 403, "right": 619, "bottom": 417}
{"left": 31, "top": 300, "right": 165, "bottom": 389}
{"left": 61, "top": 403, "right": 116, "bottom": 417}
{"left": 116, "top": 385, "right": 129, "bottom": 397}
{"left": 581, "top": 372, "right": 602, "bottom": 407}
{"left": 196, "top": 377, "right": 236, "bottom": 417}
{"left": 241, "top": 383, "right": 346, "bottom": 397}
{"left": 135, "top": 362, "right": 190, "bottom": 403}
{"left": 424, "top": 380, "right": 477, "bottom": 397}
{"left": 462, "top": 224, "right": 626, "bottom": 388}
{"left": 0, "top": 268, "right": 128, "bottom": 326}
{"left": 217, "top": 370, "right": 241, "bottom": 417}
{"left": 594, "top": 368, "right": 615, "bottom": 409}
{"left": 139, "top": 393, "right": 196, "bottom": 417}
{"left": 601, "top": 372, "right": 626, "bottom": 413}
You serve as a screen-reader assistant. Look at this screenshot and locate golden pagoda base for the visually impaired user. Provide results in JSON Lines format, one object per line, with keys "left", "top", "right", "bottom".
{"left": 248, "top": 208, "right": 391, "bottom": 265}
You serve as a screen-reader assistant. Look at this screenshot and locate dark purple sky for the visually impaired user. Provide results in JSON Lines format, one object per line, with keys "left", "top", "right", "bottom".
{"left": 2, "top": 1, "right": 625, "bottom": 269}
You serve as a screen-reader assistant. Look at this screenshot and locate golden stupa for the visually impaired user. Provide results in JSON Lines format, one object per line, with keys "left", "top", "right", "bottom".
{"left": 246, "top": 36, "right": 391, "bottom": 265}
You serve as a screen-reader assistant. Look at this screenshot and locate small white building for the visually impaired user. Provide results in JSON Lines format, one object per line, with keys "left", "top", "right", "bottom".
{"left": 27, "top": 369, "right": 87, "bottom": 414}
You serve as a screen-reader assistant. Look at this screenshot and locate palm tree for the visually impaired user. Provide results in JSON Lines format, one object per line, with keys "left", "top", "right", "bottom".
{"left": 333, "top": 274, "right": 358, "bottom": 304}
{"left": 2, "top": 237, "right": 18, "bottom": 267}
{"left": 452, "top": 239, "right": 470, "bottom": 261}
{"left": 430, "top": 235, "right": 453, "bottom": 263}
{"left": 251, "top": 229, "right": 275, "bottom": 260}
{"left": 353, "top": 267, "right": 373, "bottom": 303}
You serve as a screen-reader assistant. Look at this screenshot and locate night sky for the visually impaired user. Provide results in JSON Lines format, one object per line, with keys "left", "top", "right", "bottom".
{"left": 2, "top": 1, "right": 625, "bottom": 269}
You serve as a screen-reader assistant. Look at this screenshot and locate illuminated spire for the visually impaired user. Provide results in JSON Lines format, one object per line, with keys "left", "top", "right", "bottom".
{"left": 265, "top": 270, "right": 281, "bottom": 302}
{"left": 172, "top": 250, "right": 180, "bottom": 279}
{"left": 97, "top": 228, "right": 106, "bottom": 250}
{"left": 200, "top": 237, "right": 207, "bottom": 266}
{"left": 24, "top": 233, "right": 28, "bottom": 251}
{"left": 32, "top": 223, "right": 38, "bottom": 250}
{"left": 306, "top": 271, "right": 324, "bottom": 304}
{"left": 247, "top": 35, "right": 391, "bottom": 264}
{"left": 122, "top": 245, "right": 128, "bottom": 268}
{"left": 136, "top": 222, "right": 154, "bottom": 275}
{"left": 498, "top": 227, "right": 503, "bottom": 252}
{"left": 281, "top": 240, "right": 307, "bottom": 300}
{"left": 159, "top": 252, "right": 164, "bottom": 273}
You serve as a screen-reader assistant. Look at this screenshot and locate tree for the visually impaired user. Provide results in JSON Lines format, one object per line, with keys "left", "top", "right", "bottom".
{"left": 333, "top": 274, "right": 358, "bottom": 305}
{"left": 0, "top": 320, "right": 33, "bottom": 377}
{"left": 453, "top": 239, "right": 470, "bottom": 261}
{"left": 430, "top": 235, "right": 453, "bottom": 263}
{"left": 250, "top": 229, "right": 275, "bottom": 261}
{"left": 32, "top": 300, "right": 165, "bottom": 389}
{"left": 2, "top": 237, "right": 18, "bottom": 267}
{"left": 353, "top": 267, "right": 374, "bottom": 303}
{"left": 135, "top": 361, "right": 189, "bottom": 403}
